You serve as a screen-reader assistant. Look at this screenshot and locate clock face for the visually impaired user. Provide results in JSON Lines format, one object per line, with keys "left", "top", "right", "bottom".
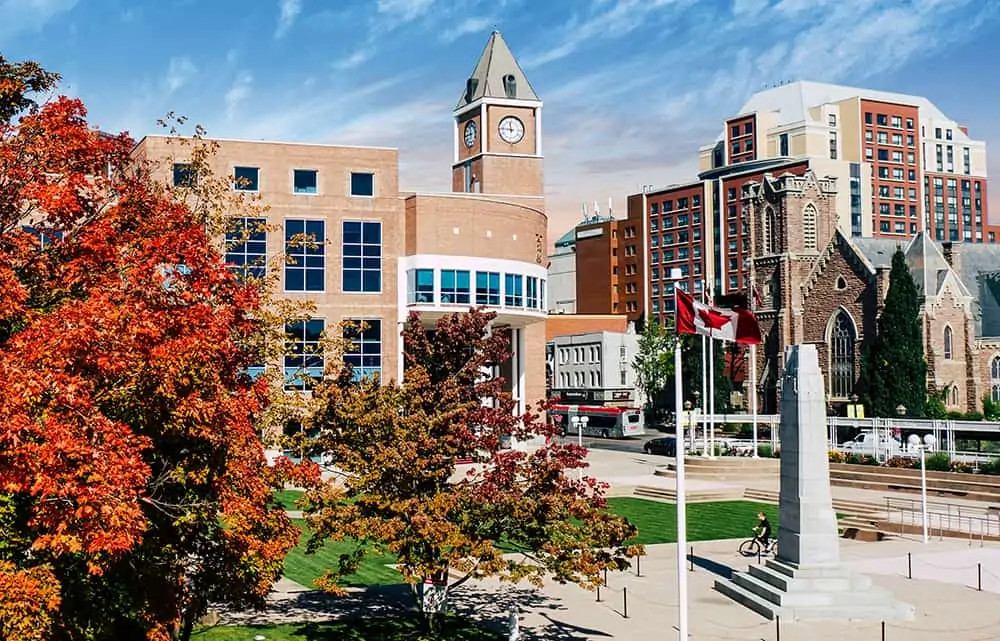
{"left": 498, "top": 116, "right": 524, "bottom": 144}
{"left": 464, "top": 121, "right": 477, "bottom": 148}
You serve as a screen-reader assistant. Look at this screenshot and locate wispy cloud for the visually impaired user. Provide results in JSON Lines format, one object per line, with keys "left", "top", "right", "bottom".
{"left": 163, "top": 56, "right": 197, "bottom": 95}
{"left": 334, "top": 48, "right": 375, "bottom": 71}
{"left": 0, "top": 0, "right": 78, "bottom": 39}
{"left": 224, "top": 71, "right": 253, "bottom": 121}
{"left": 441, "top": 16, "right": 494, "bottom": 43}
{"left": 274, "top": 0, "right": 301, "bottom": 39}
{"left": 376, "top": 0, "right": 435, "bottom": 23}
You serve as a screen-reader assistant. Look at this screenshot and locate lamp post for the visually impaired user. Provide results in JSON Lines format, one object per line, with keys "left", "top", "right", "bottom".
{"left": 684, "top": 400, "right": 692, "bottom": 456}
{"left": 693, "top": 389, "right": 704, "bottom": 456}
{"left": 907, "top": 431, "right": 937, "bottom": 544}
{"left": 571, "top": 415, "right": 588, "bottom": 481}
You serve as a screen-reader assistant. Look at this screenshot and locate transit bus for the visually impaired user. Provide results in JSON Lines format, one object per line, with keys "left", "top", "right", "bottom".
{"left": 548, "top": 405, "right": 645, "bottom": 439}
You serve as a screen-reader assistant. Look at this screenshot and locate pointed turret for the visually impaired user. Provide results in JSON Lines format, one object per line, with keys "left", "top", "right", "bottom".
{"left": 456, "top": 31, "right": 539, "bottom": 108}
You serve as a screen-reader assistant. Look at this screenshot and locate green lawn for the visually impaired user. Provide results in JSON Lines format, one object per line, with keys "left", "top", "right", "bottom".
{"left": 274, "top": 489, "right": 306, "bottom": 511}
{"left": 283, "top": 520, "right": 402, "bottom": 589}
{"left": 193, "top": 616, "right": 501, "bottom": 641}
{"left": 607, "top": 498, "right": 777, "bottom": 545}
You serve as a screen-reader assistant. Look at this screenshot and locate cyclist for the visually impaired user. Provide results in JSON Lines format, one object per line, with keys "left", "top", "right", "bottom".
{"left": 754, "top": 511, "right": 773, "bottom": 552}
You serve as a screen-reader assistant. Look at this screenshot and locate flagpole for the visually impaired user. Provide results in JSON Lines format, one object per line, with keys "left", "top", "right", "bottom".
{"left": 672, "top": 283, "right": 689, "bottom": 641}
{"left": 708, "top": 331, "right": 715, "bottom": 458}
{"left": 700, "top": 282, "right": 708, "bottom": 458}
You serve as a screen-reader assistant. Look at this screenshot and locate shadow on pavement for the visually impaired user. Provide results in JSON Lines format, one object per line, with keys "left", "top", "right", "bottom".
{"left": 690, "top": 554, "right": 736, "bottom": 580}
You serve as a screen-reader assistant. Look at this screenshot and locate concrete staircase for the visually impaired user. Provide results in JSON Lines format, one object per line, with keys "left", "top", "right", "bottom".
{"left": 656, "top": 456, "right": 780, "bottom": 481}
{"left": 632, "top": 485, "right": 740, "bottom": 503}
{"left": 715, "top": 559, "right": 915, "bottom": 621}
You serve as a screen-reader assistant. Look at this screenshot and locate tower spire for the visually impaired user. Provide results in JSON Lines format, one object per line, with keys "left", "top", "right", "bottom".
{"left": 456, "top": 31, "right": 539, "bottom": 108}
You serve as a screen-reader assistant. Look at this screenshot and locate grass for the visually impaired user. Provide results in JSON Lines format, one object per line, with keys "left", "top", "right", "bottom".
{"left": 283, "top": 520, "right": 402, "bottom": 589}
{"left": 274, "top": 489, "right": 306, "bottom": 511}
{"left": 606, "top": 498, "right": 778, "bottom": 545}
{"left": 193, "top": 616, "right": 502, "bottom": 640}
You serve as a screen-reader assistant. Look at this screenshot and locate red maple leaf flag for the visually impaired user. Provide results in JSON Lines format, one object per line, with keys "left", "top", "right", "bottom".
{"left": 676, "top": 288, "right": 762, "bottom": 345}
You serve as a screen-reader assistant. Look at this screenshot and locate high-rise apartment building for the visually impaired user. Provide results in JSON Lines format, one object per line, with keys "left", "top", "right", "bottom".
{"left": 577, "top": 81, "right": 998, "bottom": 327}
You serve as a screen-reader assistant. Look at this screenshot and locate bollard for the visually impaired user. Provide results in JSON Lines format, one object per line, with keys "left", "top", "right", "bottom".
{"left": 881, "top": 620, "right": 886, "bottom": 641}
{"left": 689, "top": 545, "right": 694, "bottom": 572}
{"left": 636, "top": 554, "right": 641, "bottom": 577}
{"left": 775, "top": 615, "right": 780, "bottom": 641}
{"left": 604, "top": 568, "right": 608, "bottom": 587}
{"left": 907, "top": 552, "right": 912, "bottom": 579}
{"left": 623, "top": 586, "right": 628, "bottom": 619}
{"left": 596, "top": 585, "right": 601, "bottom": 602}
{"left": 757, "top": 546, "right": 762, "bottom": 565}
{"left": 978, "top": 563, "right": 982, "bottom": 591}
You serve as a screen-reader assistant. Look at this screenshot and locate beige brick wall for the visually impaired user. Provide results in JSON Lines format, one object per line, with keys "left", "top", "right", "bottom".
{"left": 480, "top": 155, "right": 543, "bottom": 197}
{"left": 404, "top": 193, "right": 546, "bottom": 263}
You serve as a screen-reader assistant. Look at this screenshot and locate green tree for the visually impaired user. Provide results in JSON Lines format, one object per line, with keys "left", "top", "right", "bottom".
{"left": 860, "top": 248, "right": 927, "bottom": 417}
{"left": 304, "top": 310, "right": 639, "bottom": 637}
{"left": 633, "top": 317, "right": 675, "bottom": 420}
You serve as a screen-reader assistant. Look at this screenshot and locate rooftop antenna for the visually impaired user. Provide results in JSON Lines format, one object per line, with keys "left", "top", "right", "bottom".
{"left": 581, "top": 202, "right": 589, "bottom": 221}
{"left": 607, "top": 196, "right": 614, "bottom": 219}
{"left": 592, "top": 200, "right": 601, "bottom": 219}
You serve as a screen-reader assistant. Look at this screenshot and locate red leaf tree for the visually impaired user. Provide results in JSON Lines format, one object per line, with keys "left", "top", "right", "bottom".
{"left": 0, "top": 55, "right": 308, "bottom": 640}
{"left": 304, "top": 310, "right": 640, "bottom": 635}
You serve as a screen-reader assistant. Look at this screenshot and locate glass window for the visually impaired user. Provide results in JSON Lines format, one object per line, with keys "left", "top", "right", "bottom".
{"left": 504, "top": 273, "right": 524, "bottom": 307}
{"left": 830, "top": 311, "right": 855, "bottom": 398}
{"left": 285, "top": 219, "right": 325, "bottom": 292}
{"left": 413, "top": 269, "right": 434, "bottom": 303}
{"left": 441, "top": 270, "right": 471, "bottom": 304}
{"left": 476, "top": 271, "right": 501, "bottom": 305}
{"left": 225, "top": 217, "right": 267, "bottom": 281}
{"left": 350, "top": 172, "right": 374, "bottom": 197}
{"left": 744, "top": 122, "right": 753, "bottom": 135}
{"left": 234, "top": 166, "right": 259, "bottom": 191}
{"left": 172, "top": 162, "right": 196, "bottom": 187}
{"left": 943, "top": 326, "right": 953, "bottom": 360}
{"left": 294, "top": 169, "right": 318, "bottom": 194}
{"left": 343, "top": 319, "right": 382, "bottom": 382}
{"left": 342, "top": 221, "right": 381, "bottom": 293}
{"left": 284, "top": 318, "right": 324, "bottom": 390}
{"left": 526, "top": 276, "right": 539, "bottom": 309}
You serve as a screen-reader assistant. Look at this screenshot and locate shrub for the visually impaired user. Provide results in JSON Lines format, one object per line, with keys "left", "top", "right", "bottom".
{"left": 884, "top": 455, "right": 917, "bottom": 469}
{"left": 946, "top": 410, "right": 965, "bottom": 420}
{"left": 983, "top": 395, "right": 1000, "bottom": 422}
{"left": 949, "top": 460, "right": 976, "bottom": 474}
{"left": 828, "top": 450, "right": 846, "bottom": 464}
{"left": 924, "top": 452, "right": 951, "bottom": 471}
{"left": 977, "top": 458, "right": 1000, "bottom": 475}
{"left": 757, "top": 444, "right": 773, "bottom": 458}
{"left": 964, "top": 411, "right": 984, "bottom": 421}
{"left": 845, "top": 454, "right": 878, "bottom": 466}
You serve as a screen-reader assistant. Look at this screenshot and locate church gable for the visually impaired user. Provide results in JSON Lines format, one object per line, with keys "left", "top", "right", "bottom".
{"left": 801, "top": 230, "right": 875, "bottom": 303}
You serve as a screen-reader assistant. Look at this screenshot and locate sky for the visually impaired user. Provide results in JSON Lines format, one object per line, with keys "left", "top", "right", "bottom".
{"left": 4, "top": 0, "right": 1000, "bottom": 240}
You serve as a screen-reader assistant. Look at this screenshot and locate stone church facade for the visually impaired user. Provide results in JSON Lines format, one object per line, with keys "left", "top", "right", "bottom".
{"left": 744, "top": 170, "right": 1000, "bottom": 415}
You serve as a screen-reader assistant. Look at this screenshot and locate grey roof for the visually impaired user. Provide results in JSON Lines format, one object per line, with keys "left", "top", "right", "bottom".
{"left": 905, "top": 232, "right": 953, "bottom": 298}
{"left": 850, "top": 237, "right": 902, "bottom": 269}
{"left": 953, "top": 244, "right": 1000, "bottom": 302}
{"left": 456, "top": 31, "right": 539, "bottom": 108}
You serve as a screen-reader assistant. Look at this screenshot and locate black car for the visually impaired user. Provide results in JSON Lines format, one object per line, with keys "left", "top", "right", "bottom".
{"left": 643, "top": 436, "right": 677, "bottom": 456}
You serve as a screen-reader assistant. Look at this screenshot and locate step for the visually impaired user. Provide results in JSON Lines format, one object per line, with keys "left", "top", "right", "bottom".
{"left": 747, "top": 564, "right": 859, "bottom": 593}
{"left": 714, "top": 577, "right": 781, "bottom": 620}
{"left": 742, "top": 489, "right": 884, "bottom": 517}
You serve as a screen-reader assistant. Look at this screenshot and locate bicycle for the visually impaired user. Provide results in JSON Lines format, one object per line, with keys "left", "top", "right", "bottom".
{"left": 738, "top": 533, "right": 776, "bottom": 558}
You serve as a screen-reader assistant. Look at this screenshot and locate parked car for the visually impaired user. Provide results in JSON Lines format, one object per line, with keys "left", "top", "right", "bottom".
{"left": 644, "top": 436, "right": 678, "bottom": 456}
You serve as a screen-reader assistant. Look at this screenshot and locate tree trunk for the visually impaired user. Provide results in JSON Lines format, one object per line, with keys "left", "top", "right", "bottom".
{"left": 177, "top": 609, "right": 195, "bottom": 641}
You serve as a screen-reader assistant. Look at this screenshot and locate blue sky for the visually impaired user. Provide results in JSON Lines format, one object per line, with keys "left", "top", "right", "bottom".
{"left": 4, "top": 0, "right": 1000, "bottom": 237}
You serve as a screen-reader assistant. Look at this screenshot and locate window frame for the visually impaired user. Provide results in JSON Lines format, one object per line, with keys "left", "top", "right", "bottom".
{"left": 284, "top": 218, "right": 326, "bottom": 293}
{"left": 341, "top": 220, "right": 382, "bottom": 293}
{"left": 350, "top": 171, "right": 375, "bottom": 197}
{"left": 293, "top": 168, "right": 319, "bottom": 195}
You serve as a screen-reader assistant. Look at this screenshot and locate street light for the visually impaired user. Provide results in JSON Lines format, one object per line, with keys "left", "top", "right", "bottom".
{"left": 571, "top": 415, "right": 588, "bottom": 481}
{"left": 684, "top": 400, "right": 692, "bottom": 456}
{"left": 693, "top": 390, "right": 703, "bottom": 457}
{"left": 907, "top": 432, "right": 938, "bottom": 544}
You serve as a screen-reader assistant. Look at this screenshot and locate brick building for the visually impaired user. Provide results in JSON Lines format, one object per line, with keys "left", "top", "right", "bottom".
{"left": 134, "top": 31, "right": 551, "bottom": 426}
{"left": 744, "top": 169, "right": 1000, "bottom": 415}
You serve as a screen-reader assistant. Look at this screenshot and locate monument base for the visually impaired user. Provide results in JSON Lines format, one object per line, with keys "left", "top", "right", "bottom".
{"left": 714, "top": 559, "right": 915, "bottom": 621}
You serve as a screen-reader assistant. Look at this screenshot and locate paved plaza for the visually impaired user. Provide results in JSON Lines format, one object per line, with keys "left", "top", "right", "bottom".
{"left": 236, "top": 448, "right": 1000, "bottom": 640}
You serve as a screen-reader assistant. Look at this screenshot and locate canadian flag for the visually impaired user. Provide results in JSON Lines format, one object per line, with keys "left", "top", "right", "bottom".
{"left": 676, "top": 288, "right": 762, "bottom": 345}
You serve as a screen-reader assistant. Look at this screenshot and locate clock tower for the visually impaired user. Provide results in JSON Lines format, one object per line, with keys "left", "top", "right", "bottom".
{"left": 452, "top": 31, "right": 544, "bottom": 198}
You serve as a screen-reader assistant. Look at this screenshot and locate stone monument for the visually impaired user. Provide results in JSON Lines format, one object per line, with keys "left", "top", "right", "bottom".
{"left": 715, "top": 344, "right": 914, "bottom": 620}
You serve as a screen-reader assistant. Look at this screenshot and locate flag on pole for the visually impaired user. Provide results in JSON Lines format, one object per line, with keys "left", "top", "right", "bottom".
{"left": 676, "top": 288, "right": 762, "bottom": 345}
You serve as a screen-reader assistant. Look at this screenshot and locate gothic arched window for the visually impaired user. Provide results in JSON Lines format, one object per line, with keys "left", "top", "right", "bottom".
{"left": 763, "top": 206, "right": 776, "bottom": 254}
{"left": 943, "top": 326, "right": 953, "bottom": 360}
{"left": 802, "top": 204, "right": 818, "bottom": 251}
{"left": 992, "top": 356, "right": 1000, "bottom": 402}
{"left": 950, "top": 386, "right": 959, "bottom": 406}
{"left": 829, "top": 310, "right": 856, "bottom": 398}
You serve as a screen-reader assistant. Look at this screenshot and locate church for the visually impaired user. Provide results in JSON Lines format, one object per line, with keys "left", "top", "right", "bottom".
{"left": 744, "top": 169, "right": 1000, "bottom": 415}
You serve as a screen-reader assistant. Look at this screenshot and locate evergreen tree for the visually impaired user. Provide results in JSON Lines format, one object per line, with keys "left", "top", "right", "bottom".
{"left": 861, "top": 248, "right": 927, "bottom": 417}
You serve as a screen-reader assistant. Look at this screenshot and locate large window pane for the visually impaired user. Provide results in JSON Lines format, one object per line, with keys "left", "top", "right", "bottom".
{"left": 441, "top": 270, "right": 470, "bottom": 304}
{"left": 476, "top": 271, "right": 500, "bottom": 306}
{"left": 234, "top": 166, "right": 259, "bottom": 191}
{"left": 414, "top": 269, "right": 434, "bottom": 303}
{"left": 293, "top": 169, "right": 318, "bottom": 194}
{"left": 344, "top": 319, "right": 382, "bottom": 381}
{"left": 284, "top": 318, "right": 325, "bottom": 390}
{"left": 342, "top": 221, "right": 381, "bottom": 292}
{"left": 285, "top": 219, "right": 325, "bottom": 292}
{"left": 504, "top": 273, "right": 523, "bottom": 307}
{"left": 350, "top": 172, "right": 374, "bottom": 197}
{"left": 225, "top": 217, "right": 267, "bottom": 281}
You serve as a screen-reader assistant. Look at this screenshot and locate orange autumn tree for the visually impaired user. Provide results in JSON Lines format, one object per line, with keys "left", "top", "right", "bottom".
{"left": 303, "top": 310, "right": 640, "bottom": 635}
{"left": 0, "top": 54, "right": 307, "bottom": 641}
